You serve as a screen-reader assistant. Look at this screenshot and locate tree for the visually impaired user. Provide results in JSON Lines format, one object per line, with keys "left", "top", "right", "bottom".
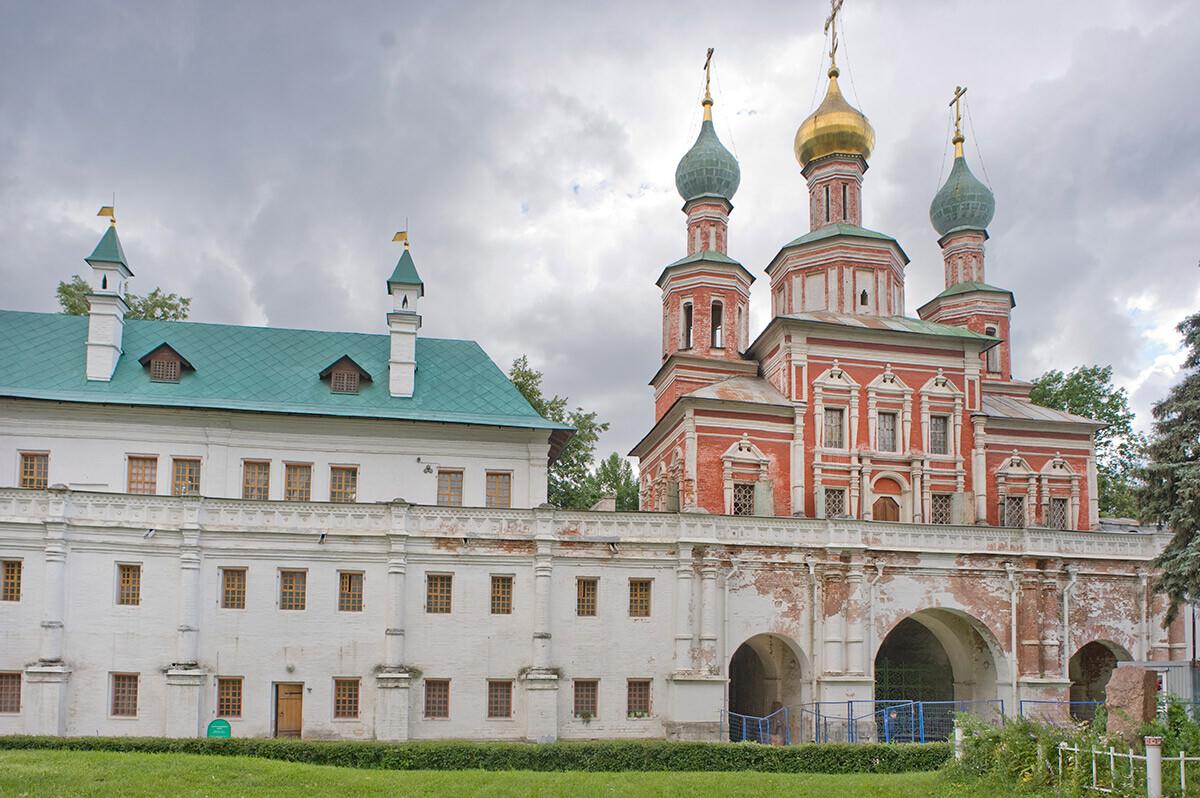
{"left": 1029, "top": 364, "right": 1145, "bottom": 518}
{"left": 508, "top": 356, "right": 610, "bottom": 509}
{"left": 1143, "top": 311, "right": 1200, "bottom": 624}
{"left": 57, "top": 274, "right": 191, "bottom": 321}
{"left": 580, "top": 452, "right": 640, "bottom": 511}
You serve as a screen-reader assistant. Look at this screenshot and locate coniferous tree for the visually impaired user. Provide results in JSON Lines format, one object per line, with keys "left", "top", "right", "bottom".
{"left": 1145, "top": 311, "right": 1200, "bottom": 623}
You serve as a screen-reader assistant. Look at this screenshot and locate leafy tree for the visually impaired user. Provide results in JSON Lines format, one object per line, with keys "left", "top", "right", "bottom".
{"left": 508, "top": 356, "right": 610, "bottom": 509}
{"left": 1144, "top": 311, "right": 1200, "bottom": 623}
{"left": 580, "top": 452, "right": 640, "bottom": 511}
{"left": 57, "top": 274, "right": 191, "bottom": 321}
{"left": 1029, "top": 364, "right": 1145, "bottom": 517}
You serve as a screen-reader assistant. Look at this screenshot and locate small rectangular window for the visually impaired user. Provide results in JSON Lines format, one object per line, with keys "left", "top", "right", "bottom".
{"left": 577, "top": 578, "right": 597, "bottom": 617}
{"left": 0, "top": 672, "right": 20, "bottom": 713}
{"left": 485, "top": 472, "right": 511, "bottom": 508}
{"left": 627, "top": 679, "right": 651, "bottom": 718}
{"left": 149, "top": 357, "right": 180, "bottom": 383}
{"left": 172, "top": 458, "right": 201, "bottom": 496}
{"left": 1049, "top": 497, "right": 1070, "bottom": 530}
{"left": 330, "top": 466, "right": 357, "bottom": 503}
{"left": 491, "top": 575, "right": 513, "bottom": 615}
{"left": 629, "top": 579, "right": 651, "bottom": 618}
{"left": 217, "top": 677, "right": 242, "bottom": 718}
{"left": 339, "top": 572, "right": 363, "bottom": 612}
{"left": 711, "top": 302, "right": 724, "bottom": 348}
{"left": 279, "top": 570, "right": 306, "bottom": 611}
{"left": 242, "top": 461, "right": 270, "bottom": 501}
{"left": 878, "top": 412, "right": 897, "bottom": 452}
{"left": 111, "top": 673, "right": 138, "bottom": 717}
{"left": 221, "top": 568, "right": 246, "bottom": 609}
{"left": 930, "top": 416, "right": 949, "bottom": 455}
{"left": 127, "top": 456, "right": 157, "bottom": 495}
{"left": 424, "top": 679, "right": 449, "bottom": 718}
{"left": 333, "top": 679, "right": 360, "bottom": 719}
{"left": 19, "top": 453, "right": 48, "bottom": 489}
{"left": 1002, "top": 495, "right": 1026, "bottom": 529}
{"left": 842, "top": 183, "right": 849, "bottom": 221}
{"left": 487, "top": 680, "right": 513, "bottom": 719}
{"left": 930, "top": 494, "right": 952, "bottom": 525}
{"left": 682, "top": 302, "right": 693, "bottom": 349}
{"left": 1, "top": 561, "right": 20, "bottom": 602}
{"left": 426, "top": 573, "right": 452, "bottom": 614}
{"left": 285, "top": 464, "right": 312, "bottom": 502}
{"left": 331, "top": 370, "right": 359, "bottom": 394}
{"left": 574, "top": 680, "right": 598, "bottom": 718}
{"left": 117, "top": 564, "right": 141, "bottom": 606}
{"left": 824, "top": 408, "right": 845, "bottom": 449}
{"left": 437, "top": 470, "right": 463, "bottom": 506}
{"left": 732, "top": 482, "right": 754, "bottom": 516}
{"left": 825, "top": 488, "right": 847, "bottom": 518}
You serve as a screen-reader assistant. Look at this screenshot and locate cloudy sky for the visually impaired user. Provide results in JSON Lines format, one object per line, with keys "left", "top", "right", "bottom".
{"left": 2, "top": 1, "right": 1197, "bottom": 462}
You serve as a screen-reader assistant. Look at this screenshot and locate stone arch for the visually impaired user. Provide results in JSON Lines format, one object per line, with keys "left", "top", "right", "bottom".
{"left": 874, "top": 607, "right": 1008, "bottom": 705}
{"left": 1068, "top": 640, "right": 1133, "bottom": 721}
{"left": 870, "top": 471, "right": 912, "bottom": 522}
{"left": 727, "top": 633, "right": 808, "bottom": 729}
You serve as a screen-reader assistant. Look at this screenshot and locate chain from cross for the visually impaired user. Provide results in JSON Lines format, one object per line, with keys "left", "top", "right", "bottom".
{"left": 950, "top": 86, "right": 968, "bottom": 135}
{"left": 824, "top": 0, "right": 844, "bottom": 70}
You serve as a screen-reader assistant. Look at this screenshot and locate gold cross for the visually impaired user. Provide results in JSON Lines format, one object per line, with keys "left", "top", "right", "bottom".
{"left": 703, "top": 47, "right": 714, "bottom": 98}
{"left": 949, "top": 85, "right": 968, "bottom": 136}
{"left": 825, "top": 0, "right": 844, "bottom": 70}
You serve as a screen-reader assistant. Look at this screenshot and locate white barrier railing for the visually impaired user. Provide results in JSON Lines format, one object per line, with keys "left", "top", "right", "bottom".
{"left": 1055, "top": 737, "right": 1200, "bottom": 798}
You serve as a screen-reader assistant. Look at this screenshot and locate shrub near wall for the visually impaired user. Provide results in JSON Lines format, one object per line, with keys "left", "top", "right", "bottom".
{"left": 0, "top": 736, "right": 951, "bottom": 773}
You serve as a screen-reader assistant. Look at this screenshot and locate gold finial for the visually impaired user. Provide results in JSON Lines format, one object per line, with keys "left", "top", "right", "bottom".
{"left": 949, "top": 85, "right": 968, "bottom": 158}
{"left": 825, "top": 0, "right": 844, "bottom": 75}
{"left": 702, "top": 47, "right": 715, "bottom": 121}
{"left": 393, "top": 230, "right": 409, "bottom": 249}
{"left": 97, "top": 205, "right": 116, "bottom": 226}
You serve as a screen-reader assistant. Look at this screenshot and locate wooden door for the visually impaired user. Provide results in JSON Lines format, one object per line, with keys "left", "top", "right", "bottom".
{"left": 275, "top": 683, "right": 303, "bottom": 738}
{"left": 873, "top": 497, "right": 899, "bottom": 522}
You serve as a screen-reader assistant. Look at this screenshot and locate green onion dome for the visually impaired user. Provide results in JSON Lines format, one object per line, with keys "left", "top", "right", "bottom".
{"left": 675, "top": 100, "right": 741, "bottom": 202}
{"left": 930, "top": 139, "right": 995, "bottom": 236}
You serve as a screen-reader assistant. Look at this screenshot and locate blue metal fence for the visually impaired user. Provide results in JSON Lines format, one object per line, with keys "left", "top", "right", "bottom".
{"left": 793, "top": 699, "right": 1004, "bottom": 743}
{"left": 722, "top": 706, "right": 791, "bottom": 745}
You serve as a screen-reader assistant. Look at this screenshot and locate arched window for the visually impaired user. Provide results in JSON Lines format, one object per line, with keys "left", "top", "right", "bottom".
{"left": 985, "top": 326, "right": 1000, "bottom": 373}
{"left": 842, "top": 184, "right": 848, "bottom": 221}
{"left": 682, "top": 302, "right": 693, "bottom": 350}
{"left": 860, "top": 290, "right": 869, "bottom": 307}
{"left": 824, "top": 185, "right": 831, "bottom": 223}
{"left": 711, "top": 301, "right": 724, "bottom": 348}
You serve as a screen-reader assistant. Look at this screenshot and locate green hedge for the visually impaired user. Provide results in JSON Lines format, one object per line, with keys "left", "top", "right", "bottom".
{"left": 0, "top": 736, "right": 951, "bottom": 773}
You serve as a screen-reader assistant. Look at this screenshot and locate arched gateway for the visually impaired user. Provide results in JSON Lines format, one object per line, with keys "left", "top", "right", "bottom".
{"left": 727, "top": 633, "right": 806, "bottom": 740}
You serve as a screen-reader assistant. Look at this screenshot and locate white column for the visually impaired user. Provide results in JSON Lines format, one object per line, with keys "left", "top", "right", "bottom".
{"left": 845, "top": 563, "right": 865, "bottom": 675}
{"left": 700, "top": 557, "right": 719, "bottom": 671}
{"left": 674, "top": 547, "right": 696, "bottom": 670}
{"left": 533, "top": 541, "right": 553, "bottom": 669}
{"left": 972, "top": 418, "right": 988, "bottom": 523}
{"left": 176, "top": 528, "right": 201, "bottom": 665}
{"left": 376, "top": 512, "right": 412, "bottom": 741}
{"left": 384, "top": 533, "right": 407, "bottom": 667}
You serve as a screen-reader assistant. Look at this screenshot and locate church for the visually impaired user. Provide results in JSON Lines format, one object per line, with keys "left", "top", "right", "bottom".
{"left": 0, "top": 20, "right": 1183, "bottom": 743}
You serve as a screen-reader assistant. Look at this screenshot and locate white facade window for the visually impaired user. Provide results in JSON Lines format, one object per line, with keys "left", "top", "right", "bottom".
{"left": 930, "top": 493, "right": 952, "bottom": 525}
{"left": 824, "top": 408, "right": 845, "bottom": 449}
{"left": 929, "top": 416, "right": 949, "bottom": 455}
{"left": 878, "top": 412, "right": 897, "bottom": 452}
{"left": 825, "top": 488, "right": 847, "bottom": 518}
{"left": 1049, "top": 497, "right": 1069, "bottom": 530}
{"left": 732, "top": 483, "right": 754, "bottom": 516}
{"left": 1002, "top": 495, "right": 1026, "bottom": 528}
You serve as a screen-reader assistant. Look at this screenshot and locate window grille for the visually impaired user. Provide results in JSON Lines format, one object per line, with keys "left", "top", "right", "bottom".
{"left": 627, "top": 680, "right": 651, "bottom": 717}
{"left": 1, "top": 561, "right": 20, "bottom": 602}
{"left": 573, "top": 680, "right": 598, "bottom": 718}
{"left": 1002, "top": 495, "right": 1026, "bottom": 528}
{"left": 426, "top": 574, "right": 452, "bottom": 614}
{"left": 172, "top": 458, "right": 201, "bottom": 496}
{"left": 339, "top": 572, "right": 363, "bottom": 612}
{"left": 824, "top": 408, "right": 845, "bottom": 449}
{"left": 333, "top": 679, "right": 359, "bottom": 718}
{"left": 491, "top": 575, "right": 512, "bottom": 615}
{"left": 279, "top": 570, "right": 306, "bottom": 610}
{"left": 825, "top": 488, "right": 847, "bottom": 518}
{"left": 242, "top": 461, "right": 269, "bottom": 500}
{"left": 487, "top": 680, "right": 512, "bottom": 719}
{"left": 221, "top": 568, "right": 246, "bottom": 609}
{"left": 1049, "top": 497, "right": 1070, "bottom": 530}
{"left": 117, "top": 564, "right": 141, "bottom": 606}
{"left": 330, "top": 466, "right": 357, "bottom": 503}
{"left": 284, "top": 464, "right": 312, "bottom": 501}
{"left": 0, "top": 673, "right": 20, "bottom": 713}
{"left": 930, "top": 416, "right": 949, "bottom": 455}
{"left": 732, "top": 482, "right": 754, "bottom": 516}
{"left": 629, "top": 579, "right": 651, "bottom": 617}
{"left": 424, "top": 680, "right": 449, "bottom": 718}
{"left": 111, "top": 674, "right": 138, "bottom": 717}
{"left": 485, "top": 472, "right": 511, "bottom": 508}
{"left": 930, "top": 494, "right": 953, "bottom": 525}
{"left": 149, "top": 357, "right": 180, "bottom": 383}
{"left": 19, "top": 453, "right": 48, "bottom": 489}
{"left": 127, "top": 456, "right": 157, "bottom": 494}
{"left": 577, "top": 578, "right": 597, "bottom": 617}
{"left": 217, "top": 678, "right": 242, "bottom": 718}
{"left": 437, "top": 470, "right": 463, "bottom": 506}
{"left": 331, "top": 370, "right": 359, "bottom": 394}
{"left": 878, "top": 412, "right": 897, "bottom": 451}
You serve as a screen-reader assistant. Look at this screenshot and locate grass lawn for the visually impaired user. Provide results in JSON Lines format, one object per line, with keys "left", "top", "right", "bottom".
{"left": 0, "top": 749, "right": 1029, "bottom": 797}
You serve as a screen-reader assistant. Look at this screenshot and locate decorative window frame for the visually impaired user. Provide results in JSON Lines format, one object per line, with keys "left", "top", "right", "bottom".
{"left": 868, "top": 470, "right": 912, "bottom": 522}
{"left": 919, "top": 370, "right": 964, "bottom": 461}
{"left": 866, "top": 366, "right": 912, "bottom": 455}
{"left": 812, "top": 361, "right": 859, "bottom": 452}
{"left": 996, "top": 452, "right": 1036, "bottom": 528}
{"left": 1038, "top": 454, "right": 1080, "bottom": 530}
{"left": 721, "top": 434, "right": 771, "bottom": 516}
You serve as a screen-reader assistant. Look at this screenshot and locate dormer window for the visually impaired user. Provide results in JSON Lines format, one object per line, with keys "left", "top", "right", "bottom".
{"left": 138, "top": 343, "right": 193, "bottom": 384}
{"left": 319, "top": 356, "right": 372, "bottom": 395}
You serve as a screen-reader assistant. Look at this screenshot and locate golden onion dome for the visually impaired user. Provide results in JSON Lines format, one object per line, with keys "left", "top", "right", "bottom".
{"left": 794, "top": 67, "right": 875, "bottom": 168}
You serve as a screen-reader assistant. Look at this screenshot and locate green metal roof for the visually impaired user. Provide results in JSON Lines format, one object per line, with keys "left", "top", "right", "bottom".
{"left": 86, "top": 226, "right": 129, "bottom": 268}
{"left": 778, "top": 310, "right": 998, "bottom": 341}
{"left": 782, "top": 223, "right": 899, "bottom": 249}
{"left": 387, "top": 249, "right": 423, "bottom": 291}
{"left": 0, "top": 310, "right": 566, "bottom": 431}
{"left": 933, "top": 280, "right": 1013, "bottom": 300}
{"left": 656, "top": 250, "right": 754, "bottom": 288}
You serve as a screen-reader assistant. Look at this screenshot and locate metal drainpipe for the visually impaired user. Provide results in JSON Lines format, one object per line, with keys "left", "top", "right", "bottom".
{"left": 1005, "top": 562, "right": 1020, "bottom": 713}
{"left": 1062, "top": 566, "right": 1078, "bottom": 680}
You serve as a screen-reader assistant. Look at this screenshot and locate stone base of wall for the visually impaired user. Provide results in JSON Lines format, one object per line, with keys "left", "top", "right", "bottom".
{"left": 664, "top": 720, "right": 721, "bottom": 742}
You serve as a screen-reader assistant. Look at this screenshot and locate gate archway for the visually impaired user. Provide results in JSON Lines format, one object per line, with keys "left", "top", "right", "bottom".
{"left": 1069, "top": 640, "right": 1131, "bottom": 721}
{"left": 728, "top": 633, "right": 807, "bottom": 718}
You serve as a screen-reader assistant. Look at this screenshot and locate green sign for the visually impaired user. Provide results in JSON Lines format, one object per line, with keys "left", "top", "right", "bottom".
{"left": 207, "top": 719, "right": 231, "bottom": 739}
